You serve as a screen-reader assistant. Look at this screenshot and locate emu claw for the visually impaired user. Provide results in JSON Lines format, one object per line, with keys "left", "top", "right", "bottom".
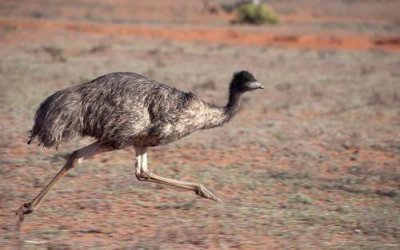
{"left": 16, "top": 202, "right": 33, "bottom": 216}
{"left": 15, "top": 202, "right": 33, "bottom": 231}
{"left": 195, "top": 185, "right": 222, "bottom": 203}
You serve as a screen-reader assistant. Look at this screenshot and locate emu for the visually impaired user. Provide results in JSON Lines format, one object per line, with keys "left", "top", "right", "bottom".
{"left": 16, "top": 71, "right": 263, "bottom": 223}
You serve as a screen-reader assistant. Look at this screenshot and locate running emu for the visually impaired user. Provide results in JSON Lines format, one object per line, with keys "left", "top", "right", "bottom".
{"left": 16, "top": 71, "right": 263, "bottom": 222}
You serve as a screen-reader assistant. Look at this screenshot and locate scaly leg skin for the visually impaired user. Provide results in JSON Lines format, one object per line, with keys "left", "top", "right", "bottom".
{"left": 15, "top": 142, "right": 112, "bottom": 231}
{"left": 134, "top": 147, "right": 221, "bottom": 203}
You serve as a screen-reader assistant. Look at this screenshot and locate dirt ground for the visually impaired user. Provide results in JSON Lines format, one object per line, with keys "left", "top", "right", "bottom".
{"left": 0, "top": 0, "right": 399, "bottom": 249}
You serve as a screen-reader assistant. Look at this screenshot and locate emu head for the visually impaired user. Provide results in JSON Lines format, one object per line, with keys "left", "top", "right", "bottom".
{"left": 229, "top": 71, "right": 264, "bottom": 94}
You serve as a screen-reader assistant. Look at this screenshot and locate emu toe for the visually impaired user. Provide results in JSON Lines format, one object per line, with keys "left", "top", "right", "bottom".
{"left": 16, "top": 202, "right": 34, "bottom": 215}
{"left": 15, "top": 202, "right": 34, "bottom": 231}
{"left": 195, "top": 185, "right": 222, "bottom": 203}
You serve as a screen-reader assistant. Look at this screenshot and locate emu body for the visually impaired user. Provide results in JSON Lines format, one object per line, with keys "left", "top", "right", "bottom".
{"left": 17, "top": 71, "right": 263, "bottom": 227}
{"left": 29, "top": 72, "right": 230, "bottom": 148}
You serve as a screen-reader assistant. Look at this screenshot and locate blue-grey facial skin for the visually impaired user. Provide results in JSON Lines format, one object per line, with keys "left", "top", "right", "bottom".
{"left": 247, "top": 81, "right": 264, "bottom": 90}
{"left": 230, "top": 71, "right": 263, "bottom": 93}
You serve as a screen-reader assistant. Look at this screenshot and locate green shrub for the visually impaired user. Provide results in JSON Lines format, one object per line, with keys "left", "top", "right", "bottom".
{"left": 236, "top": 3, "right": 279, "bottom": 25}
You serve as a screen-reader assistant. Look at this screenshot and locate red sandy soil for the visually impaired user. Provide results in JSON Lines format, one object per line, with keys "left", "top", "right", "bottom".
{"left": 1, "top": 17, "right": 399, "bottom": 52}
{"left": 1, "top": 1, "right": 399, "bottom": 249}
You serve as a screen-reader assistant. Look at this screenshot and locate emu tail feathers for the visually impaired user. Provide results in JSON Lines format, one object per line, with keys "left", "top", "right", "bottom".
{"left": 28, "top": 89, "right": 83, "bottom": 148}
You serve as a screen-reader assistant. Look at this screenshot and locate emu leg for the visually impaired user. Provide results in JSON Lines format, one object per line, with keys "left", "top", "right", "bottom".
{"left": 16, "top": 141, "right": 111, "bottom": 230}
{"left": 134, "top": 147, "right": 221, "bottom": 203}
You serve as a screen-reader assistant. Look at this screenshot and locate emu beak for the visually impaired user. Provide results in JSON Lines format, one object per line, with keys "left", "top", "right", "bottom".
{"left": 254, "top": 81, "right": 264, "bottom": 89}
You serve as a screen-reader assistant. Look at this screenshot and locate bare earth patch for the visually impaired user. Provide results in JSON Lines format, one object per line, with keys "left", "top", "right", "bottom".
{"left": 0, "top": 0, "right": 399, "bottom": 249}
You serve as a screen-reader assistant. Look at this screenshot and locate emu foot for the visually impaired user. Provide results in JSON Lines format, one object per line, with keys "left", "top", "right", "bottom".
{"left": 15, "top": 202, "right": 33, "bottom": 231}
{"left": 195, "top": 185, "right": 222, "bottom": 203}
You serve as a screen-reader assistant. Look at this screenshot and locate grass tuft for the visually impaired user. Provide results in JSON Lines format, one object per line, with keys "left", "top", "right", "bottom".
{"left": 236, "top": 3, "right": 279, "bottom": 25}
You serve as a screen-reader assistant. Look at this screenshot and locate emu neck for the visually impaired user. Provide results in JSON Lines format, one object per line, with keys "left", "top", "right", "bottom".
{"left": 224, "top": 91, "right": 242, "bottom": 120}
{"left": 199, "top": 90, "right": 242, "bottom": 130}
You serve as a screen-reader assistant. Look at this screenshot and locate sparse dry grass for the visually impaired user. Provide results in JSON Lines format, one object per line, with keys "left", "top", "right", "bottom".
{"left": 0, "top": 1, "right": 400, "bottom": 249}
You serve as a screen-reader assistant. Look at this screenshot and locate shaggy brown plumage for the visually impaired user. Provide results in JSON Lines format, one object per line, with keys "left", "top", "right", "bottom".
{"left": 28, "top": 71, "right": 263, "bottom": 149}
{"left": 16, "top": 71, "right": 263, "bottom": 228}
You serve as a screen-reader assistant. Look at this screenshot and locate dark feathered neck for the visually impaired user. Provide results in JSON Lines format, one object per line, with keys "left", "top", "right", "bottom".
{"left": 195, "top": 83, "right": 245, "bottom": 130}
{"left": 223, "top": 90, "right": 242, "bottom": 121}
{"left": 198, "top": 89, "right": 242, "bottom": 130}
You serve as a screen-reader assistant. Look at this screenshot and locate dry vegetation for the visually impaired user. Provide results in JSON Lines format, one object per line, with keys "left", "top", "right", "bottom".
{"left": 0, "top": 0, "right": 399, "bottom": 249}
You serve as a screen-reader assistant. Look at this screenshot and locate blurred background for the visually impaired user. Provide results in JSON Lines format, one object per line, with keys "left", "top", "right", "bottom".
{"left": 0, "top": 0, "right": 399, "bottom": 249}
